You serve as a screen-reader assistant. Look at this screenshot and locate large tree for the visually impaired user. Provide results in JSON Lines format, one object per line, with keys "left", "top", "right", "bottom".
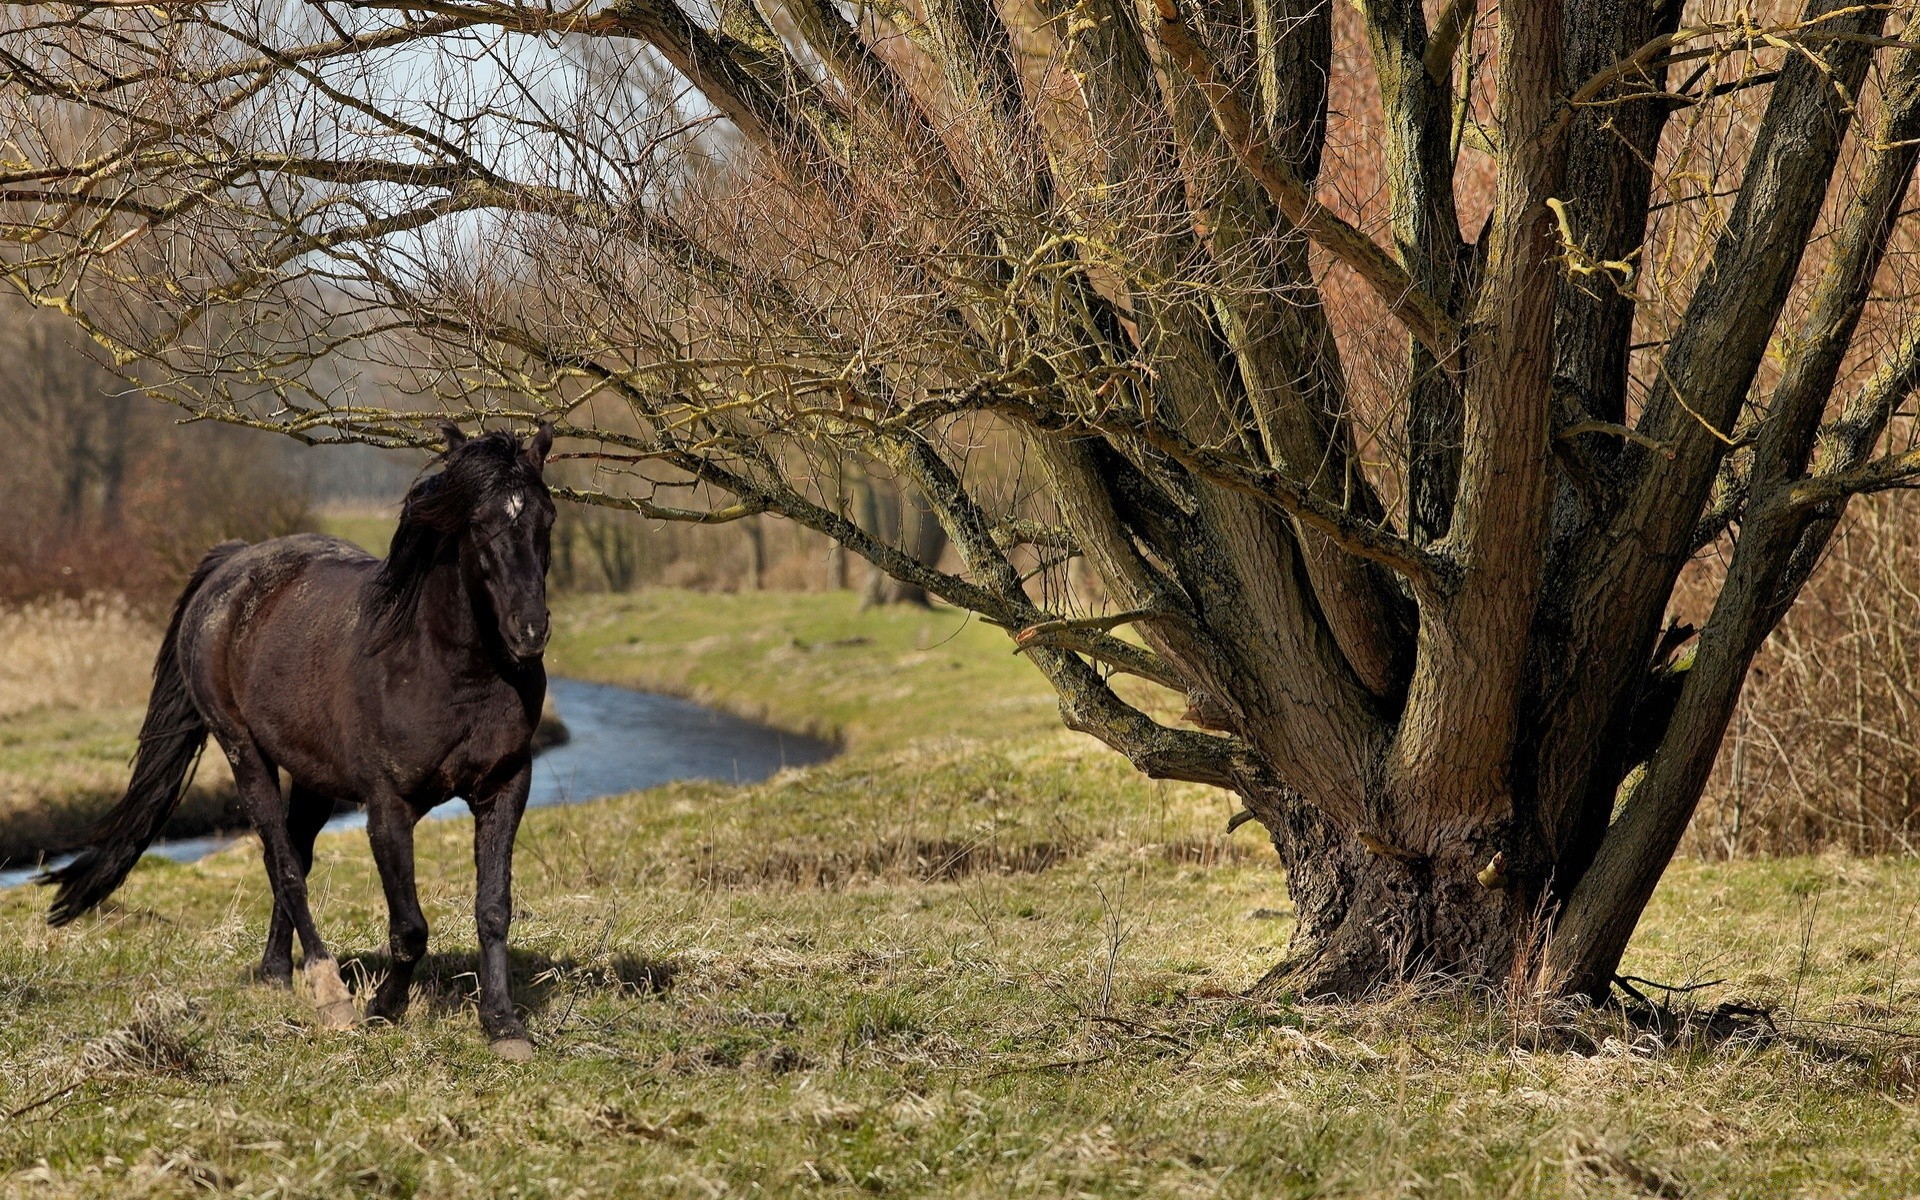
{"left": 6, "top": 0, "right": 1920, "bottom": 998}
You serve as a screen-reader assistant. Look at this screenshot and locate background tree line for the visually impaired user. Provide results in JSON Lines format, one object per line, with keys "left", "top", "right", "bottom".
{"left": 0, "top": 300, "right": 950, "bottom": 606}
{"left": 0, "top": 309, "right": 313, "bottom": 600}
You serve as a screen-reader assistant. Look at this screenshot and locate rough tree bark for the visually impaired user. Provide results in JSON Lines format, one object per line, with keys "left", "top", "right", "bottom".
{"left": 7, "top": 0, "right": 1920, "bottom": 1000}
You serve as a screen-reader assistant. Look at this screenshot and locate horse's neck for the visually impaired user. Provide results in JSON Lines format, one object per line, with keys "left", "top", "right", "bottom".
{"left": 410, "top": 558, "right": 495, "bottom": 673}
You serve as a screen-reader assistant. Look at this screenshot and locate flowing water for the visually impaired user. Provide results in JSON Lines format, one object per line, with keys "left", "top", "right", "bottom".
{"left": 0, "top": 677, "right": 835, "bottom": 890}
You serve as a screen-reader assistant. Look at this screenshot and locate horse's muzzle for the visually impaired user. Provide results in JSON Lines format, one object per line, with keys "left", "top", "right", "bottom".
{"left": 507, "top": 615, "right": 550, "bottom": 661}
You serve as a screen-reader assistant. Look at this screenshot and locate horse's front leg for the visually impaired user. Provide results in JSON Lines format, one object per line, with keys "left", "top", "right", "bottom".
{"left": 470, "top": 760, "right": 532, "bottom": 1059}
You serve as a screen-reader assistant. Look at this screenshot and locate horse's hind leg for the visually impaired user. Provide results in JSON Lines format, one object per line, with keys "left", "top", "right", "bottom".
{"left": 230, "top": 744, "right": 354, "bottom": 1030}
{"left": 256, "top": 785, "right": 334, "bottom": 987}
{"left": 364, "top": 792, "right": 428, "bottom": 1024}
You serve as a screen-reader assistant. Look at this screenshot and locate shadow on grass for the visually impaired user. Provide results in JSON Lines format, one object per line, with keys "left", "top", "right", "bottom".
{"left": 694, "top": 835, "right": 1080, "bottom": 889}
{"left": 338, "top": 947, "right": 677, "bottom": 1017}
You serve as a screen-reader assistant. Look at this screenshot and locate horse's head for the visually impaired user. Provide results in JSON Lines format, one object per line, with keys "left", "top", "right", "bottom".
{"left": 420, "top": 420, "right": 556, "bottom": 664}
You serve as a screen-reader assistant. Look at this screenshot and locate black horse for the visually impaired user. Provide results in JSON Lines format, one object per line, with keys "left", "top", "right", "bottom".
{"left": 43, "top": 423, "right": 557, "bottom": 1059}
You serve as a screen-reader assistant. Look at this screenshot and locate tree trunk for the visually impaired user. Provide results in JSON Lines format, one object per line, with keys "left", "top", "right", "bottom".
{"left": 551, "top": 506, "right": 580, "bottom": 591}
{"left": 1244, "top": 778, "right": 1545, "bottom": 998}
{"left": 59, "top": 402, "right": 91, "bottom": 529}
{"left": 97, "top": 393, "right": 132, "bottom": 525}
{"left": 862, "top": 476, "right": 947, "bottom": 607}
{"left": 828, "top": 457, "right": 849, "bottom": 590}
{"left": 586, "top": 510, "right": 642, "bottom": 592}
{"left": 888, "top": 486, "right": 946, "bottom": 606}
{"left": 743, "top": 515, "right": 765, "bottom": 590}
{"left": 858, "top": 475, "right": 892, "bottom": 608}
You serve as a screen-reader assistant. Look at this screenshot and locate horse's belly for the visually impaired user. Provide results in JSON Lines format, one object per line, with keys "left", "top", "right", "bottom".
{"left": 257, "top": 690, "right": 531, "bottom": 805}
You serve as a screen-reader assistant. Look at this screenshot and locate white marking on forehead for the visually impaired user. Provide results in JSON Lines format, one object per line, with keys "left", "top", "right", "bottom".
{"left": 505, "top": 493, "right": 525, "bottom": 522}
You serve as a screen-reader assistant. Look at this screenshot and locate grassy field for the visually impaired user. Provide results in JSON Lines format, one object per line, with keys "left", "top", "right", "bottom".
{"left": 313, "top": 509, "right": 398, "bottom": 559}
{"left": 4, "top": 590, "right": 1920, "bottom": 1198}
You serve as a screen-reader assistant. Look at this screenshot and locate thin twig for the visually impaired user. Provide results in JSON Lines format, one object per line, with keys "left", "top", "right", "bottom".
{"left": 5, "top": 1080, "right": 82, "bottom": 1121}
{"left": 977, "top": 1054, "right": 1112, "bottom": 1079}
{"left": 1615, "top": 973, "right": 1728, "bottom": 995}
{"left": 1013, "top": 608, "right": 1159, "bottom": 648}
{"left": 1087, "top": 1013, "right": 1196, "bottom": 1051}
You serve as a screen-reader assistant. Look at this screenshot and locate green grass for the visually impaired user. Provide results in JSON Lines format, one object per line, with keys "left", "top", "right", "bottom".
{"left": 312, "top": 512, "right": 397, "bottom": 557}
{"left": 5, "top": 590, "right": 1920, "bottom": 1198}
{"left": 545, "top": 591, "right": 1070, "bottom": 749}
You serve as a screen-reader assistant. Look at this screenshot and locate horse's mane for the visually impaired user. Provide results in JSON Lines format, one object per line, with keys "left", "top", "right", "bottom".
{"left": 367, "top": 430, "right": 543, "bottom": 649}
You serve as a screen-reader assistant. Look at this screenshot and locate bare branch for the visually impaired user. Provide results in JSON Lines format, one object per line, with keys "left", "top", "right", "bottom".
{"left": 1150, "top": 0, "right": 1463, "bottom": 358}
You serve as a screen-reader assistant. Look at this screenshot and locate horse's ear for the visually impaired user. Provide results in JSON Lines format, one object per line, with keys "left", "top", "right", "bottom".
{"left": 439, "top": 421, "right": 468, "bottom": 452}
{"left": 526, "top": 420, "right": 554, "bottom": 473}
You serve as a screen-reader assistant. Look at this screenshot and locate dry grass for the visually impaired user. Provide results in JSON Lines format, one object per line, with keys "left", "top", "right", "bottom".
{"left": 0, "top": 595, "right": 155, "bottom": 719}
{"left": 1686, "top": 502, "right": 1920, "bottom": 857}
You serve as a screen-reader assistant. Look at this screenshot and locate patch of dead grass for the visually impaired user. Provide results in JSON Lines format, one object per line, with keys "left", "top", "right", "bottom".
{"left": 0, "top": 595, "right": 156, "bottom": 719}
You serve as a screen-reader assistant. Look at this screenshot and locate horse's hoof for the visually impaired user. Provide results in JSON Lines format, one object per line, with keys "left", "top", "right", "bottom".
{"left": 306, "top": 958, "right": 357, "bottom": 1030}
{"left": 489, "top": 1037, "right": 535, "bottom": 1062}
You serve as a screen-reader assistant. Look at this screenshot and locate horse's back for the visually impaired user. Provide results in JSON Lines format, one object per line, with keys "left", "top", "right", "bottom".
{"left": 176, "top": 533, "right": 380, "bottom": 702}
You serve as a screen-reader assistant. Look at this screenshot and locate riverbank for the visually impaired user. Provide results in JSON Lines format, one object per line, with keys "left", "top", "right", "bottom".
{"left": 4, "top": 590, "right": 1920, "bottom": 1196}
{"left": 543, "top": 590, "right": 1077, "bottom": 751}
{"left": 0, "top": 598, "right": 240, "bottom": 867}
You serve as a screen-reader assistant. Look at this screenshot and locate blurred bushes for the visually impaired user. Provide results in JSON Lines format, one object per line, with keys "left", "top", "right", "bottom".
{"left": 550, "top": 500, "right": 830, "bottom": 594}
{"left": 0, "top": 312, "right": 313, "bottom": 603}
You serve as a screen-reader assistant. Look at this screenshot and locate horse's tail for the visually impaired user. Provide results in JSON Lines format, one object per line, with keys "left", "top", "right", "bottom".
{"left": 42, "top": 541, "right": 244, "bottom": 925}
